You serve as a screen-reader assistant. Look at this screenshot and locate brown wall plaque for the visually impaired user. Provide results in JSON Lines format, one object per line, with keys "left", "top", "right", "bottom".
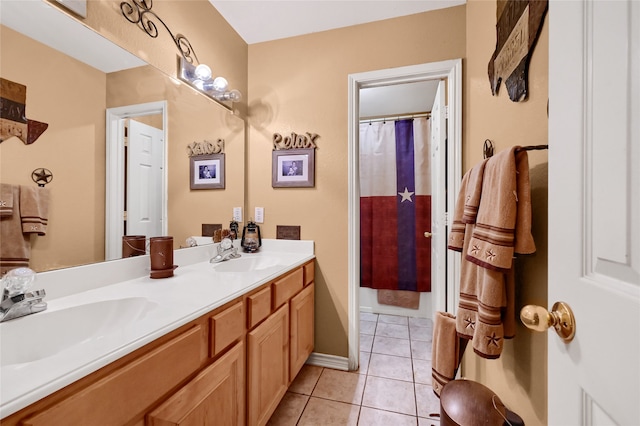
{"left": 202, "top": 223, "right": 222, "bottom": 237}
{"left": 276, "top": 225, "right": 301, "bottom": 240}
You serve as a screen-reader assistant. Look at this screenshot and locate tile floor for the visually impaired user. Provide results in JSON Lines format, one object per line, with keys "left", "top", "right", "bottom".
{"left": 268, "top": 312, "right": 441, "bottom": 425}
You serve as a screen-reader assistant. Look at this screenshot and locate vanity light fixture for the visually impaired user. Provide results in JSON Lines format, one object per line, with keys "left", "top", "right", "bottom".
{"left": 178, "top": 56, "right": 242, "bottom": 105}
{"left": 120, "top": 0, "right": 242, "bottom": 106}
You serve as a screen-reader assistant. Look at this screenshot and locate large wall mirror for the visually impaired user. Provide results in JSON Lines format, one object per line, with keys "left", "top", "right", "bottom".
{"left": 0, "top": 0, "right": 245, "bottom": 272}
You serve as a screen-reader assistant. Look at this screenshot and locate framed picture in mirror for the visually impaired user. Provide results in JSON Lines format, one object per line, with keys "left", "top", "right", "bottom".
{"left": 272, "top": 148, "right": 315, "bottom": 188}
{"left": 190, "top": 154, "right": 225, "bottom": 189}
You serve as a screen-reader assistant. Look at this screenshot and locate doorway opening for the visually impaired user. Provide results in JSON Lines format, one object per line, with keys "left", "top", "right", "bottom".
{"left": 105, "top": 101, "right": 168, "bottom": 260}
{"left": 347, "top": 60, "right": 462, "bottom": 370}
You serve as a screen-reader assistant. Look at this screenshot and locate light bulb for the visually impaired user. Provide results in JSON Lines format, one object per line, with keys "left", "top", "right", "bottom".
{"left": 193, "top": 79, "right": 205, "bottom": 90}
{"left": 212, "top": 76, "right": 228, "bottom": 93}
{"left": 228, "top": 89, "right": 242, "bottom": 102}
{"left": 194, "top": 64, "right": 212, "bottom": 81}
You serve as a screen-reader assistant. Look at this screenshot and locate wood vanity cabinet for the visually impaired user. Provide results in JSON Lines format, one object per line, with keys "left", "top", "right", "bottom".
{"left": 147, "top": 341, "right": 245, "bottom": 426}
{"left": 247, "top": 304, "right": 290, "bottom": 426}
{"left": 3, "top": 260, "right": 314, "bottom": 426}
{"left": 246, "top": 262, "right": 315, "bottom": 426}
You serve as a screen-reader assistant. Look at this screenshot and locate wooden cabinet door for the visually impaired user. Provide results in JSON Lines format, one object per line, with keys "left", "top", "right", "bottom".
{"left": 289, "top": 282, "right": 314, "bottom": 381}
{"left": 247, "top": 304, "right": 289, "bottom": 426}
{"left": 148, "top": 342, "right": 245, "bottom": 426}
{"left": 22, "top": 326, "right": 204, "bottom": 426}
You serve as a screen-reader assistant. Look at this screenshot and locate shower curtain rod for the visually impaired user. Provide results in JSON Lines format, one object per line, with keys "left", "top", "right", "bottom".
{"left": 359, "top": 112, "right": 430, "bottom": 123}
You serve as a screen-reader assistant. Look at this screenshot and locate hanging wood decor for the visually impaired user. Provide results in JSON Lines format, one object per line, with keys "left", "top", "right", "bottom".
{"left": 186, "top": 138, "right": 224, "bottom": 156}
{"left": 0, "top": 78, "right": 49, "bottom": 144}
{"left": 488, "top": 0, "right": 548, "bottom": 102}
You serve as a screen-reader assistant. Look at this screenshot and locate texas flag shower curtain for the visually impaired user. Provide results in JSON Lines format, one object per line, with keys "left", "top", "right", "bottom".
{"left": 359, "top": 118, "right": 431, "bottom": 292}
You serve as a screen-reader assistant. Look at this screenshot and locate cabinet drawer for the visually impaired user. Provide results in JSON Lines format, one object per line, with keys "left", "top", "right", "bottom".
{"left": 210, "top": 301, "right": 244, "bottom": 357}
{"left": 272, "top": 268, "right": 303, "bottom": 309}
{"left": 22, "top": 326, "right": 204, "bottom": 426}
{"left": 247, "top": 286, "right": 272, "bottom": 329}
{"left": 148, "top": 342, "right": 245, "bottom": 426}
{"left": 303, "top": 261, "right": 314, "bottom": 286}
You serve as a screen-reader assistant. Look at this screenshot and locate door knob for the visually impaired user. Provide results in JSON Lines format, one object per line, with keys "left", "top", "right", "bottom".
{"left": 520, "top": 301, "right": 576, "bottom": 342}
{"left": 424, "top": 232, "right": 432, "bottom": 238}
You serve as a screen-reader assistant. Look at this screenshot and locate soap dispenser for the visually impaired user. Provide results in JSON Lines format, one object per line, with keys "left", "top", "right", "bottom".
{"left": 241, "top": 219, "right": 261, "bottom": 253}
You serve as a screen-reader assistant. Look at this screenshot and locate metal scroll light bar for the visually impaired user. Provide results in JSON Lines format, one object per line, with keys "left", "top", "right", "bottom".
{"left": 120, "top": 0, "right": 242, "bottom": 109}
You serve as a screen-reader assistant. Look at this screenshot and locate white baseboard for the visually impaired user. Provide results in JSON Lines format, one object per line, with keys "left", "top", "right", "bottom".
{"left": 305, "top": 352, "right": 350, "bottom": 371}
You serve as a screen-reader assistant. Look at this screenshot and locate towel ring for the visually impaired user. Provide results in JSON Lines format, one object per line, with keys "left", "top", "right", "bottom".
{"left": 483, "top": 139, "right": 494, "bottom": 159}
{"left": 31, "top": 168, "right": 53, "bottom": 187}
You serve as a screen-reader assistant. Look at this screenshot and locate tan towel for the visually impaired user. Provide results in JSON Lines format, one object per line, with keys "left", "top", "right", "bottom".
{"left": 462, "top": 158, "right": 488, "bottom": 224}
{"left": 0, "top": 183, "right": 14, "bottom": 216}
{"left": 432, "top": 312, "right": 468, "bottom": 397}
{"left": 466, "top": 147, "right": 535, "bottom": 271}
{"left": 449, "top": 148, "right": 536, "bottom": 359}
{"left": 448, "top": 159, "right": 488, "bottom": 252}
{"left": 0, "top": 185, "right": 30, "bottom": 275}
{"left": 447, "top": 171, "right": 469, "bottom": 252}
{"left": 454, "top": 220, "right": 509, "bottom": 358}
{"left": 20, "top": 186, "right": 49, "bottom": 235}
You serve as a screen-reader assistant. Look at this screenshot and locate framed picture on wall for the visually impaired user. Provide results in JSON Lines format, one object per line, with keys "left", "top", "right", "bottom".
{"left": 272, "top": 148, "right": 315, "bottom": 188}
{"left": 190, "top": 154, "right": 225, "bottom": 189}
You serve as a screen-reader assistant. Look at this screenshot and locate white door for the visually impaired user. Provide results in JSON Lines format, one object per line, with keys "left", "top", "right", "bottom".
{"left": 548, "top": 1, "right": 639, "bottom": 424}
{"left": 126, "top": 119, "right": 165, "bottom": 239}
{"left": 430, "top": 80, "right": 448, "bottom": 314}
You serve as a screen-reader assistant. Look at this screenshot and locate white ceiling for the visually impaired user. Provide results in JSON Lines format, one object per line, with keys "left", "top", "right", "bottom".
{"left": 209, "top": 0, "right": 465, "bottom": 44}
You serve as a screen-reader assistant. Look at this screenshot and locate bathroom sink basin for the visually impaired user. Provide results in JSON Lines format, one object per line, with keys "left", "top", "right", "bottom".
{"left": 212, "top": 255, "right": 286, "bottom": 273}
{"left": 0, "top": 297, "right": 158, "bottom": 366}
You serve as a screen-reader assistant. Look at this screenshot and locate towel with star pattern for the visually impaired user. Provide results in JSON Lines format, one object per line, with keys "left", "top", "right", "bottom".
{"left": 447, "top": 146, "right": 535, "bottom": 358}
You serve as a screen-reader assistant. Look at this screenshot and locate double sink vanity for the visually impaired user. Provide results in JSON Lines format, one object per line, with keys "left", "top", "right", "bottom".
{"left": 0, "top": 239, "right": 315, "bottom": 425}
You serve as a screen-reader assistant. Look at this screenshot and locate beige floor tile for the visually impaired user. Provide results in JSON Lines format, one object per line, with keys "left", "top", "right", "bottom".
{"left": 360, "top": 320, "right": 377, "bottom": 335}
{"left": 375, "top": 322, "right": 409, "bottom": 339}
{"left": 312, "top": 369, "right": 367, "bottom": 405}
{"left": 413, "top": 359, "right": 432, "bottom": 385}
{"left": 362, "top": 376, "right": 416, "bottom": 416}
{"left": 372, "top": 335, "right": 411, "bottom": 358}
{"left": 358, "top": 406, "right": 418, "bottom": 426}
{"left": 409, "top": 317, "right": 433, "bottom": 328}
{"left": 267, "top": 392, "right": 309, "bottom": 425}
{"left": 297, "top": 397, "right": 360, "bottom": 426}
{"left": 368, "top": 353, "right": 414, "bottom": 382}
{"left": 415, "top": 383, "right": 441, "bottom": 419}
{"left": 378, "top": 314, "right": 408, "bottom": 325}
{"left": 357, "top": 351, "right": 371, "bottom": 375}
{"left": 360, "top": 312, "right": 378, "bottom": 322}
{"left": 289, "top": 365, "right": 323, "bottom": 395}
{"left": 411, "top": 340, "right": 432, "bottom": 360}
{"left": 360, "top": 333, "right": 374, "bottom": 352}
{"left": 409, "top": 325, "right": 433, "bottom": 342}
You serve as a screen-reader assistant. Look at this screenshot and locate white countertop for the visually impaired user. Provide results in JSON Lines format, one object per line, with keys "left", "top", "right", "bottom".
{"left": 0, "top": 239, "right": 314, "bottom": 419}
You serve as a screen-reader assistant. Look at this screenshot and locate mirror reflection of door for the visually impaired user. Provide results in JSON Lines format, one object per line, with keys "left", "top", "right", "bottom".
{"left": 105, "top": 101, "right": 168, "bottom": 260}
{"left": 125, "top": 119, "right": 165, "bottom": 239}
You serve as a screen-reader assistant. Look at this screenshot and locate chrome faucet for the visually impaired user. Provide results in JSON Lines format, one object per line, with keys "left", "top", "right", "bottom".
{"left": 210, "top": 237, "right": 241, "bottom": 263}
{"left": 0, "top": 288, "right": 47, "bottom": 322}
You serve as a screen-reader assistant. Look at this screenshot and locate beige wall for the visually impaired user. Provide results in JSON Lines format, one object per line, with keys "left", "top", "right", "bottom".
{"left": 247, "top": 7, "right": 466, "bottom": 357}
{"left": 0, "top": 26, "right": 107, "bottom": 271}
{"left": 461, "top": 1, "right": 549, "bottom": 425}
